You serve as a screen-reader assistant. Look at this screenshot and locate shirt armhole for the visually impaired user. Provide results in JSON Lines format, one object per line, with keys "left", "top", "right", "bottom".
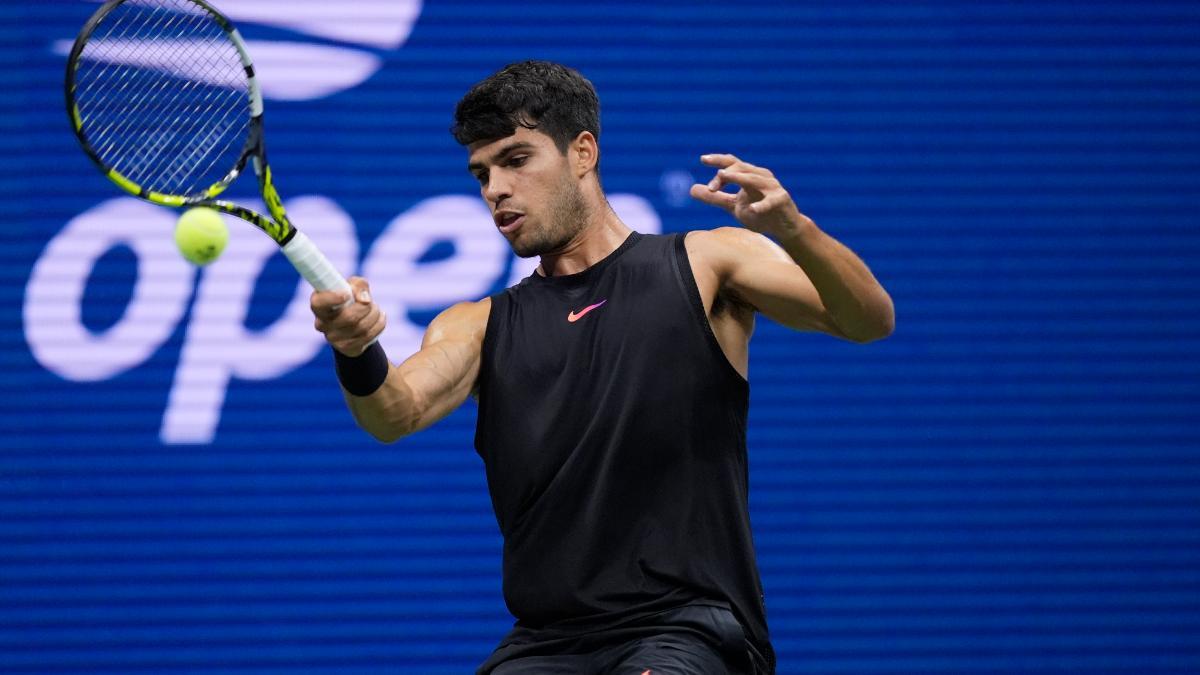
{"left": 670, "top": 232, "right": 750, "bottom": 387}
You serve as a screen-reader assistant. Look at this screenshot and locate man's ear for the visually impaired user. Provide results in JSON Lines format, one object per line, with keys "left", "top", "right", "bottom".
{"left": 571, "top": 131, "right": 598, "bottom": 178}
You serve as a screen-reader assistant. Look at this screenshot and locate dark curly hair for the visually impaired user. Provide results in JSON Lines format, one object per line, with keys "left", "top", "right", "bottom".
{"left": 451, "top": 60, "right": 600, "bottom": 155}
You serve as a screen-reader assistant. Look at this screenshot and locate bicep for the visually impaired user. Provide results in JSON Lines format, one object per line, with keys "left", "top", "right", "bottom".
{"left": 707, "top": 228, "right": 846, "bottom": 337}
{"left": 394, "top": 301, "right": 487, "bottom": 432}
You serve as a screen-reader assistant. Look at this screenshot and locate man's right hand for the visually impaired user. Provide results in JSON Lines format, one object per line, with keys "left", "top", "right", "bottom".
{"left": 311, "top": 276, "right": 386, "bottom": 357}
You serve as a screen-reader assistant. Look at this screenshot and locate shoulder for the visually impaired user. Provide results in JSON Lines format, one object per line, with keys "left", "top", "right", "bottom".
{"left": 686, "top": 226, "right": 781, "bottom": 254}
{"left": 684, "top": 227, "right": 790, "bottom": 276}
{"left": 424, "top": 297, "right": 491, "bottom": 344}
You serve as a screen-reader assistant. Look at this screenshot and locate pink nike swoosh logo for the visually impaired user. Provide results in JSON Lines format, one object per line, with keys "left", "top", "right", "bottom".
{"left": 567, "top": 299, "right": 607, "bottom": 323}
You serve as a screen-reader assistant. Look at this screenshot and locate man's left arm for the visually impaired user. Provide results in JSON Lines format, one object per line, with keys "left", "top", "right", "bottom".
{"left": 690, "top": 153, "right": 895, "bottom": 343}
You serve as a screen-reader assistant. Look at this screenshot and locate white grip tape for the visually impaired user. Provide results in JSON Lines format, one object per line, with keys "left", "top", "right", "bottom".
{"left": 281, "top": 231, "right": 351, "bottom": 293}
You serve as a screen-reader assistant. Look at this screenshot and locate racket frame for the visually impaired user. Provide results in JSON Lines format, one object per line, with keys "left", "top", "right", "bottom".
{"left": 64, "top": 0, "right": 296, "bottom": 247}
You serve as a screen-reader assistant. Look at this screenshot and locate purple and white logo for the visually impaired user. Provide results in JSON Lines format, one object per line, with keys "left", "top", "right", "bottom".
{"left": 55, "top": 0, "right": 423, "bottom": 101}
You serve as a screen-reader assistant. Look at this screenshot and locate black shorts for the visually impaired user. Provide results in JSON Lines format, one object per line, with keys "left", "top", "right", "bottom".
{"left": 478, "top": 604, "right": 767, "bottom": 674}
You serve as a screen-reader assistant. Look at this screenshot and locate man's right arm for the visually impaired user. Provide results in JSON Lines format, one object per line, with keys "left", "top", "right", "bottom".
{"left": 312, "top": 278, "right": 490, "bottom": 443}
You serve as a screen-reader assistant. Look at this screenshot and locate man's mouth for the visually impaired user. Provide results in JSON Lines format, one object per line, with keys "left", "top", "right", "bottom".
{"left": 496, "top": 212, "right": 525, "bottom": 233}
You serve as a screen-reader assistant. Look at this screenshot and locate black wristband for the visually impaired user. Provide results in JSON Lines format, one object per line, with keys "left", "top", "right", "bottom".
{"left": 333, "top": 342, "right": 389, "bottom": 396}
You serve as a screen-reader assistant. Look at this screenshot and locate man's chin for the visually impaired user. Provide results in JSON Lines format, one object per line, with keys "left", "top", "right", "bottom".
{"left": 507, "top": 224, "right": 576, "bottom": 259}
{"left": 508, "top": 234, "right": 556, "bottom": 259}
{"left": 509, "top": 242, "right": 542, "bottom": 259}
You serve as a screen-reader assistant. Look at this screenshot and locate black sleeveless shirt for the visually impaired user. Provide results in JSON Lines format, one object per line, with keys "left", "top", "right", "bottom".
{"left": 475, "top": 232, "right": 773, "bottom": 667}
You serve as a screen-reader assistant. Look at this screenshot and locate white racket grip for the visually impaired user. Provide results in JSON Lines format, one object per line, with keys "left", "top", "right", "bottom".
{"left": 281, "top": 231, "right": 352, "bottom": 294}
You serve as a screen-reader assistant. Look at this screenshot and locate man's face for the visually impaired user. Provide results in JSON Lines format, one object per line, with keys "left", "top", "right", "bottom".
{"left": 467, "top": 127, "right": 587, "bottom": 258}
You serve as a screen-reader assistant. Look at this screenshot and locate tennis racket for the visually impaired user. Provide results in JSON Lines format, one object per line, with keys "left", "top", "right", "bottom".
{"left": 64, "top": 0, "right": 352, "bottom": 295}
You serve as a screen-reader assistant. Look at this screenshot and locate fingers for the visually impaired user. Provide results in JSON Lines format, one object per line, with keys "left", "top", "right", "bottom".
{"left": 311, "top": 276, "right": 385, "bottom": 356}
{"left": 348, "top": 277, "right": 372, "bottom": 303}
{"left": 311, "top": 277, "right": 365, "bottom": 315}
{"left": 747, "top": 189, "right": 791, "bottom": 214}
{"left": 693, "top": 155, "right": 800, "bottom": 226}
{"left": 700, "top": 153, "right": 739, "bottom": 168}
{"left": 692, "top": 165, "right": 777, "bottom": 210}
{"left": 311, "top": 288, "right": 351, "bottom": 320}
{"left": 689, "top": 183, "right": 736, "bottom": 211}
{"left": 697, "top": 154, "right": 777, "bottom": 194}
{"left": 708, "top": 168, "right": 776, "bottom": 193}
{"left": 361, "top": 303, "right": 388, "bottom": 343}
{"left": 700, "top": 154, "right": 774, "bottom": 177}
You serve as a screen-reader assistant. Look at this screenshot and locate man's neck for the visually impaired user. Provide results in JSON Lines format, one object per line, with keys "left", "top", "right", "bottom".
{"left": 537, "top": 205, "right": 632, "bottom": 277}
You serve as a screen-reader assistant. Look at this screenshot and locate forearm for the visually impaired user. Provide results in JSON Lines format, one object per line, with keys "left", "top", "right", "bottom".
{"left": 334, "top": 345, "right": 422, "bottom": 443}
{"left": 689, "top": 154, "right": 894, "bottom": 342}
{"left": 342, "top": 364, "right": 423, "bottom": 443}
{"left": 315, "top": 289, "right": 484, "bottom": 443}
{"left": 775, "top": 216, "right": 894, "bottom": 343}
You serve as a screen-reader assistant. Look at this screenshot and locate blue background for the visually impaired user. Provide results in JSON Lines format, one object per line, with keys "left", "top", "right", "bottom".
{"left": 3, "top": 1, "right": 1200, "bottom": 672}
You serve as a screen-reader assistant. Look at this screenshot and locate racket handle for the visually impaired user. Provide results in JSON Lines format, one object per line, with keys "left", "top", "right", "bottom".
{"left": 283, "top": 230, "right": 378, "bottom": 348}
{"left": 281, "top": 231, "right": 352, "bottom": 294}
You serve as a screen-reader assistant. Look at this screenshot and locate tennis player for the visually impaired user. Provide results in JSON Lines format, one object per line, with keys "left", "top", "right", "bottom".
{"left": 311, "top": 61, "right": 894, "bottom": 674}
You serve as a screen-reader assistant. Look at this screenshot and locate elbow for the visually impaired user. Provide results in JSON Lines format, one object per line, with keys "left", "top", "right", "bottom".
{"left": 848, "top": 323, "right": 893, "bottom": 344}
{"left": 356, "top": 409, "right": 420, "bottom": 445}
{"left": 844, "top": 301, "right": 895, "bottom": 344}
{"left": 362, "top": 420, "right": 413, "bottom": 445}
{"left": 365, "top": 426, "right": 405, "bottom": 444}
{"left": 346, "top": 382, "right": 423, "bottom": 444}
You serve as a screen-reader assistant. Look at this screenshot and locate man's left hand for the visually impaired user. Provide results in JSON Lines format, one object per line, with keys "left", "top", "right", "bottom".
{"left": 690, "top": 154, "right": 812, "bottom": 238}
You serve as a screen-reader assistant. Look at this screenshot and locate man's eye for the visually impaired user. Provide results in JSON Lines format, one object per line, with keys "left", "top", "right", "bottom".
{"left": 475, "top": 172, "right": 488, "bottom": 185}
{"left": 508, "top": 155, "right": 527, "bottom": 167}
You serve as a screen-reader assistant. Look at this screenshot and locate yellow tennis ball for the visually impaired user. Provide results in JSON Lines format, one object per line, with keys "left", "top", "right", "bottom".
{"left": 174, "top": 207, "right": 228, "bottom": 266}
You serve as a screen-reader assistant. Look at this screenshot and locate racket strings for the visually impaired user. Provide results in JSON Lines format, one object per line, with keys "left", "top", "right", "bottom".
{"left": 72, "top": 0, "right": 251, "bottom": 197}
{"left": 92, "top": 3, "right": 247, "bottom": 189}
{"left": 78, "top": 4, "right": 191, "bottom": 155}
{"left": 78, "top": 2, "right": 244, "bottom": 140}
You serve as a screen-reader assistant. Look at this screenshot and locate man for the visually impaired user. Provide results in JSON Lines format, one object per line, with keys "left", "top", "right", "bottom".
{"left": 311, "top": 61, "right": 893, "bottom": 674}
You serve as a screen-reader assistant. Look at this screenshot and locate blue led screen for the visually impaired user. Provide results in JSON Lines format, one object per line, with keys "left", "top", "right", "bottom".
{"left": 2, "top": 2, "right": 1199, "bottom": 673}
